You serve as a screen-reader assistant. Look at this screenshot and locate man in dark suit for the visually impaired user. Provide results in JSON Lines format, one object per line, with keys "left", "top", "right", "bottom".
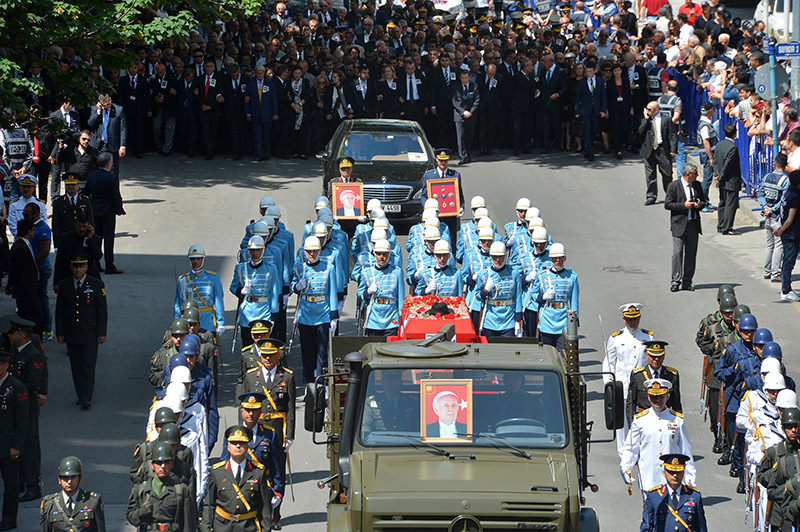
{"left": 451, "top": 69, "right": 480, "bottom": 166}
{"left": 346, "top": 64, "right": 378, "bottom": 119}
{"left": 537, "top": 54, "right": 567, "bottom": 152}
{"left": 87, "top": 94, "right": 127, "bottom": 177}
{"left": 245, "top": 65, "right": 279, "bottom": 161}
{"left": 425, "top": 390, "right": 467, "bottom": 438}
{"left": 53, "top": 213, "right": 102, "bottom": 289}
{"left": 430, "top": 54, "right": 457, "bottom": 148}
{"left": 83, "top": 152, "right": 124, "bottom": 274}
{"left": 46, "top": 101, "right": 80, "bottom": 199}
{"left": 7, "top": 219, "right": 42, "bottom": 331}
{"left": 222, "top": 64, "right": 249, "bottom": 160}
{"left": 55, "top": 254, "right": 107, "bottom": 409}
{"left": 0, "top": 349, "right": 28, "bottom": 531}
{"left": 624, "top": 53, "right": 650, "bottom": 122}
{"left": 477, "top": 64, "right": 502, "bottom": 155}
{"left": 400, "top": 60, "right": 429, "bottom": 124}
{"left": 713, "top": 123, "right": 742, "bottom": 235}
{"left": 176, "top": 67, "right": 198, "bottom": 157}
{"left": 512, "top": 59, "right": 539, "bottom": 155}
{"left": 272, "top": 65, "right": 294, "bottom": 159}
{"left": 116, "top": 65, "right": 149, "bottom": 158}
{"left": 665, "top": 163, "right": 706, "bottom": 292}
{"left": 148, "top": 62, "right": 178, "bottom": 156}
{"left": 574, "top": 63, "right": 607, "bottom": 161}
{"left": 194, "top": 60, "right": 223, "bottom": 159}
{"left": 638, "top": 100, "right": 677, "bottom": 205}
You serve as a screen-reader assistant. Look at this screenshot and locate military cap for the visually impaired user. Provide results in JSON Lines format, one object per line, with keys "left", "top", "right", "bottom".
{"left": 619, "top": 303, "right": 642, "bottom": 319}
{"left": 150, "top": 442, "right": 174, "bottom": 462}
{"left": 659, "top": 453, "right": 689, "bottom": 472}
{"left": 62, "top": 173, "right": 80, "bottom": 185}
{"left": 719, "top": 293, "right": 737, "bottom": 312}
{"left": 70, "top": 254, "right": 89, "bottom": 265}
{"left": 644, "top": 378, "right": 672, "bottom": 396}
{"left": 154, "top": 407, "right": 176, "bottom": 425}
{"left": 643, "top": 340, "right": 668, "bottom": 357}
{"left": 1, "top": 315, "right": 35, "bottom": 333}
{"left": 733, "top": 304, "right": 751, "bottom": 321}
{"left": 338, "top": 156, "right": 355, "bottom": 168}
{"left": 157, "top": 423, "right": 181, "bottom": 445}
{"left": 0, "top": 350, "right": 10, "bottom": 363}
{"left": 58, "top": 456, "right": 83, "bottom": 476}
{"left": 249, "top": 320, "right": 272, "bottom": 335}
{"left": 226, "top": 425, "right": 253, "bottom": 443}
{"left": 434, "top": 148, "right": 451, "bottom": 160}
{"left": 17, "top": 174, "right": 37, "bottom": 186}
{"left": 257, "top": 338, "right": 284, "bottom": 356}
{"left": 239, "top": 392, "right": 266, "bottom": 410}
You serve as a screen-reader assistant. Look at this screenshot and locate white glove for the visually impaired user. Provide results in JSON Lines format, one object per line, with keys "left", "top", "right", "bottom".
{"left": 458, "top": 206, "right": 464, "bottom": 217}
{"left": 282, "top": 294, "right": 289, "bottom": 307}
{"left": 425, "top": 283, "right": 437, "bottom": 294}
{"left": 484, "top": 276, "right": 495, "bottom": 293}
{"left": 525, "top": 271, "right": 536, "bottom": 283}
{"left": 330, "top": 319, "right": 338, "bottom": 335}
{"left": 413, "top": 269, "right": 422, "bottom": 281}
{"left": 514, "top": 321, "right": 522, "bottom": 337}
{"left": 620, "top": 468, "right": 635, "bottom": 485}
{"left": 283, "top": 438, "right": 293, "bottom": 450}
{"left": 337, "top": 300, "right": 344, "bottom": 315}
{"left": 295, "top": 277, "right": 308, "bottom": 292}
{"left": 368, "top": 282, "right": 378, "bottom": 295}
{"left": 543, "top": 286, "right": 555, "bottom": 301}
{"left": 215, "top": 326, "right": 225, "bottom": 337}
{"left": 472, "top": 273, "right": 478, "bottom": 281}
{"left": 240, "top": 284, "right": 251, "bottom": 296}
{"left": 270, "top": 494, "right": 282, "bottom": 509}
{"left": 357, "top": 215, "right": 367, "bottom": 223}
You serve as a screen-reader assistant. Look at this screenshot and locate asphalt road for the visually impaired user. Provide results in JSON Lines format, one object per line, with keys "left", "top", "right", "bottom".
{"left": 3, "top": 144, "right": 795, "bottom": 532}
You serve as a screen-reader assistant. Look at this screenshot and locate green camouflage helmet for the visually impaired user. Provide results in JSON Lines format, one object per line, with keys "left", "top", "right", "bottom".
{"left": 180, "top": 299, "right": 200, "bottom": 313}
{"left": 182, "top": 307, "right": 201, "bottom": 324}
{"left": 782, "top": 407, "right": 800, "bottom": 426}
{"left": 150, "top": 442, "right": 174, "bottom": 462}
{"left": 733, "top": 304, "right": 751, "bottom": 321}
{"left": 157, "top": 423, "right": 181, "bottom": 445}
{"left": 717, "top": 284, "right": 735, "bottom": 301}
{"left": 170, "top": 318, "right": 190, "bottom": 335}
{"left": 719, "top": 294, "right": 737, "bottom": 313}
{"left": 154, "top": 407, "right": 176, "bottom": 425}
{"left": 58, "top": 456, "right": 83, "bottom": 476}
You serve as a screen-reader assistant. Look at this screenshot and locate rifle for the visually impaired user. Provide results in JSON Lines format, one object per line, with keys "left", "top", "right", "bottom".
{"left": 717, "top": 386, "right": 726, "bottom": 442}
{"left": 286, "top": 450, "right": 295, "bottom": 502}
{"left": 286, "top": 265, "right": 304, "bottom": 354}
{"left": 699, "top": 355, "right": 709, "bottom": 416}
{"left": 477, "top": 268, "right": 491, "bottom": 335}
{"left": 231, "top": 300, "right": 241, "bottom": 358}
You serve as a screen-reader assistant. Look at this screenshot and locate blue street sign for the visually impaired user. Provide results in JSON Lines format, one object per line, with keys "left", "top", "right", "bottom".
{"left": 776, "top": 41, "right": 800, "bottom": 57}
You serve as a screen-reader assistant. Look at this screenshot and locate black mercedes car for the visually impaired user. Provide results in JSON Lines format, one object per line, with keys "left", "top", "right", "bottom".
{"left": 319, "top": 119, "right": 436, "bottom": 224}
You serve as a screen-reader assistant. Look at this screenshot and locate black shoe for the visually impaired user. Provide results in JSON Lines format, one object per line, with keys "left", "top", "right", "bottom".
{"left": 272, "top": 521, "right": 282, "bottom": 530}
{"left": 19, "top": 488, "right": 42, "bottom": 502}
{"left": 615, "top": 152, "right": 623, "bottom": 159}
{"left": 681, "top": 284, "right": 695, "bottom": 291}
{"left": 718, "top": 448, "right": 732, "bottom": 465}
{"left": 464, "top": 156, "right": 472, "bottom": 164}
{"left": 458, "top": 158, "right": 466, "bottom": 166}
{"left": 670, "top": 285, "right": 680, "bottom": 292}
{"left": 105, "top": 267, "right": 123, "bottom": 274}
{"left": 587, "top": 154, "right": 595, "bottom": 161}
{"left": 736, "top": 475, "right": 746, "bottom": 494}
{"left": 712, "top": 436, "right": 724, "bottom": 454}
{"left": 730, "top": 466, "right": 742, "bottom": 478}
{"left": 723, "top": 229, "right": 742, "bottom": 235}
{"left": 0, "top": 522, "right": 17, "bottom": 531}
{"left": 644, "top": 198, "right": 656, "bottom": 206}
{"left": 79, "top": 401, "right": 91, "bottom": 410}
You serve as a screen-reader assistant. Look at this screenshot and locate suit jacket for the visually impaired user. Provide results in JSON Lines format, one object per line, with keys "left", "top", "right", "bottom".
{"left": 346, "top": 78, "right": 378, "bottom": 118}
{"left": 430, "top": 67, "right": 457, "bottom": 112}
{"left": 665, "top": 179, "right": 706, "bottom": 237}
{"left": 399, "top": 71, "right": 430, "bottom": 109}
{"left": 48, "top": 108, "right": 80, "bottom": 157}
{"left": 245, "top": 78, "right": 279, "bottom": 123}
{"left": 194, "top": 73, "right": 223, "bottom": 114}
{"left": 8, "top": 238, "right": 38, "bottom": 299}
{"left": 273, "top": 77, "right": 294, "bottom": 119}
{"left": 511, "top": 71, "right": 537, "bottom": 112}
{"left": 176, "top": 75, "right": 198, "bottom": 118}
{"left": 626, "top": 365, "right": 682, "bottom": 423}
{"left": 221, "top": 75, "right": 249, "bottom": 120}
{"left": 630, "top": 64, "right": 650, "bottom": 108}
{"left": 713, "top": 138, "right": 741, "bottom": 190}
{"left": 451, "top": 82, "right": 480, "bottom": 122}
{"left": 637, "top": 113, "right": 678, "bottom": 158}
{"left": 574, "top": 77, "right": 607, "bottom": 117}
{"left": 336, "top": 206, "right": 362, "bottom": 216}
{"left": 84, "top": 168, "right": 123, "bottom": 217}
{"left": 425, "top": 421, "right": 467, "bottom": 438}
{"left": 117, "top": 73, "right": 150, "bottom": 117}
{"left": 87, "top": 103, "right": 128, "bottom": 152}
{"left": 148, "top": 72, "right": 179, "bottom": 117}
{"left": 53, "top": 230, "right": 103, "bottom": 287}
{"left": 537, "top": 65, "right": 567, "bottom": 106}
{"left": 55, "top": 274, "right": 107, "bottom": 343}
{"left": 376, "top": 79, "right": 403, "bottom": 118}
{"left": 477, "top": 73, "right": 502, "bottom": 112}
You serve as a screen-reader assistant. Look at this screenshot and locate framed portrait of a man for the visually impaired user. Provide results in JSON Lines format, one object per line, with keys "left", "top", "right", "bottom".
{"left": 331, "top": 182, "right": 364, "bottom": 219}
{"left": 420, "top": 379, "right": 473, "bottom": 441}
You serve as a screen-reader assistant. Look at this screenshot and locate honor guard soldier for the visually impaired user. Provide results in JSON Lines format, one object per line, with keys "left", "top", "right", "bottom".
{"left": 457, "top": 205, "right": 492, "bottom": 264}
{"left": 406, "top": 226, "right": 443, "bottom": 294}
{"left": 126, "top": 442, "right": 197, "bottom": 532}
{"left": 174, "top": 245, "right": 225, "bottom": 337}
{"left": 316, "top": 212, "right": 351, "bottom": 311}
{"left": 508, "top": 207, "right": 541, "bottom": 269}
{"left": 602, "top": 304, "right": 654, "bottom": 456}
{"left": 264, "top": 205, "right": 295, "bottom": 266}
{"left": 627, "top": 341, "right": 682, "bottom": 423}
{"left": 535, "top": 243, "right": 579, "bottom": 350}
{"left": 5, "top": 315, "right": 47, "bottom": 503}
{"left": 55, "top": 254, "right": 107, "bottom": 410}
{"left": 240, "top": 196, "right": 276, "bottom": 248}
{"left": 416, "top": 240, "right": 463, "bottom": 297}
{"left": 641, "top": 454, "right": 707, "bottom": 532}
{"left": 182, "top": 306, "right": 220, "bottom": 384}
{"left": 620, "top": 379, "right": 696, "bottom": 492}
{"left": 406, "top": 204, "right": 451, "bottom": 255}
{"left": 351, "top": 229, "right": 399, "bottom": 288}
{"left": 236, "top": 320, "right": 272, "bottom": 397}
{"left": 358, "top": 239, "right": 405, "bottom": 336}
{"left": 0, "top": 349, "right": 28, "bottom": 531}
{"left": 260, "top": 216, "right": 292, "bottom": 343}
{"left": 420, "top": 149, "right": 464, "bottom": 250}
{"left": 50, "top": 173, "right": 93, "bottom": 249}
{"left": 203, "top": 426, "right": 271, "bottom": 532}
{"left": 221, "top": 394, "right": 282, "bottom": 522}
{"left": 302, "top": 222, "right": 348, "bottom": 318}
{"left": 292, "top": 236, "right": 340, "bottom": 384}
{"left": 40, "top": 456, "right": 106, "bottom": 532}
{"left": 302, "top": 198, "right": 333, "bottom": 241}
{"left": 462, "top": 226, "right": 495, "bottom": 331}
{"left": 473, "top": 242, "right": 523, "bottom": 338}
{"left": 518, "top": 226, "right": 551, "bottom": 337}
{"left": 149, "top": 318, "right": 189, "bottom": 386}
{"left": 503, "top": 197, "right": 531, "bottom": 251}
{"left": 761, "top": 407, "right": 800, "bottom": 531}
{"left": 230, "top": 235, "right": 281, "bottom": 348}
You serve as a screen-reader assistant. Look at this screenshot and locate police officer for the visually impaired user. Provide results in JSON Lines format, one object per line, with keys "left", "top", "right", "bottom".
{"left": 55, "top": 254, "right": 107, "bottom": 410}
{"left": 202, "top": 426, "right": 271, "bottom": 532}
{"left": 473, "top": 242, "right": 522, "bottom": 338}
{"left": 40, "top": 456, "right": 106, "bottom": 532}
{"left": 230, "top": 235, "right": 281, "bottom": 348}
{"left": 0, "top": 349, "right": 28, "bottom": 531}
{"left": 517, "top": 226, "right": 551, "bottom": 337}
{"left": 697, "top": 101, "right": 718, "bottom": 211}
{"left": 8, "top": 174, "right": 46, "bottom": 239}
{"left": 640, "top": 454, "right": 707, "bottom": 532}
{"left": 50, "top": 173, "right": 93, "bottom": 248}
{"left": 174, "top": 244, "right": 225, "bottom": 337}
{"left": 0, "top": 124, "right": 34, "bottom": 203}
{"left": 292, "top": 236, "right": 339, "bottom": 384}
{"left": 536, "top": 243, "right": 579, "bottom": 350}
{"left": 620, "top": 379, "right": 696, "bottom": 492}
{"left": 358, "top": 239, "right": 405, "bottom": 336}
{"left": 503, "top": 198, "right": 531, "bottom": 251}
{"left": 236, "top": 320, "right": 272, "bottom": 396}
{"left": 627, "top": 341, "right": 682, "bottom": 422}
{"left": 126, "top": 442, "right": 197, "bottom": 532}
{"left": 420, "top": 149, "right": 464, "bottom": 250}
{"left": 149, "top": 318, "right": 189, "bottom": 386}
{"left": 602, "top": 304, "right": 654, "bottom": 456}
{"left": 416, "top": 240, "right": 463, "bottom": 297}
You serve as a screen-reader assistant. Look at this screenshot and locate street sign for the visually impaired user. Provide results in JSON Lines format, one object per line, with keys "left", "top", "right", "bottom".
{"left": 755, "top": 63, "right": 791, "bottom": 97}
{"left": 776, "top": 41, "right": 800, "bottom": 58}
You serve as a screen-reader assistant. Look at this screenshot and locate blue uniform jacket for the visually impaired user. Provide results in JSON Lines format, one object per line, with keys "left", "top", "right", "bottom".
{"left": 220, "top": 423, "right": 283, "bottom": 494}
{"left": 473, "top": 265, "right": 523, "bottom": 331}
{"left": 291, "top": 258, "right": 340, "bottom": 326}
{"left": 245, "top": 78, "right": 279, "bottom": 123}
{"left": 640, "top": 484, "right": 707, "bottom": 532}
{"left": 406, "top": 222, "right": 451, "bottom": 253}
{"left": 406, "top": 248, "right": 455, "bottom": 290}
{"left": 174, "top": 269, "right": 225, "bottom": 331}
{"left": 351, "top": 245, "right": 403, "bottom": 286}
{"left": 714, "top": 339, "right": 755, "bottom": 415}
{"left": 461, "top": 248, "right": 493, "bottom": 309}
{"left": 536, "top": 267, "right": 579, "bottom": 335}
{"left": 351, "top": 223, "right": 397, "bottom": 259}
{"left": 503, "top": 220, "right": 529, "bottom": 251}
{"left": 515, "top": 249, "right": 552, "bottom": 311}
{"left": 357, "top": 263, "right": 405, "bottom": 331}
{"left": 420, "top": 167, "right": 464, "bottom": 206}
{"left": 416, "top": 264, "right": 463, "bottom": 297}
{"left": 230, "top": 260, "right": 282, "bottom": 326}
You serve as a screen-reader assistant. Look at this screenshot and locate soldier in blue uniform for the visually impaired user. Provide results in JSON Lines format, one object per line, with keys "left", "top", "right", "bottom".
{"left": 174, "top": 244, "right": 225, "bottom": 337}
{"left": 358, "top": 239, "right": 405, "bottom": 336}
{"left": 265, "top": 205, "right": 295, "bottom": 271}
{"left": 230, "top": 236, "right": 281, "bottom": 348}
{"left": 260, "top": 216, "right": 292, "bottom": 343}
{"left": 473, "top": 242, "right": 522, "bottom": 338}
{"left": 420, "top": 149, "right": 464, "bottom": 250}
{"left": 536, "top": 243, "right": 579, "bottom": 350}
{"left": 641, "top": 453, "right": 707, "bottom": 532}
{"left": 350, "top": 211, "right": 396, "bottom": 262}
{"left": 406, "top": 226, "right": 445, "bottom": 294}
{"left": 518, "top": 227, "right": 552, "bottom": 338}
{"left": 417, "top": 240, "right": 463, "bottom": 297}
{"left": 503, "top": 198, "right": 531, "bottom": 251}
{"left": 457, "top": 206, "right": 487, "bottom": 264}
{"left": 239, "top": 196, "right": 276, "bottom": 247}
{"left": 180, "top": 334, "right": 218, "bottom": 454}
{"left": 406, "top": 202, "right": 451, "bottom": 254}
{"left": 300, "top": 197, "right": 331, "bottom": 242}
{"left": 300, "top": 222, "right": 347, "bottom": 317}
{"left": 291, "top": 236, "right": 340, "bottom": 384}
{"left": 462, "top": 226, "right": 495, "bottom": 331}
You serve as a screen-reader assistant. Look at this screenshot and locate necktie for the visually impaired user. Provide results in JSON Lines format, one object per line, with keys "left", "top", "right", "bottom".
{"left": 64, "top": 112, "right": 70, "bottom": 126}
{"left": 258, "top": 80, "right": 262, "bottom": 103}
{"left": 131, "top": 76, "right": 135, "bottom": 89}
{"left": 76, "top": 280, "right": 81, "bottom": 291}
{"left": 652, "top": 118, "right": 659, "bottom": 149}
{"left": 235, "top": 465, "right": 241, "bottom": 483}
{"left": 688, "top": 186, "right": 696, "bottom": 220}
{"left": 71, "top": 196, "right": 76, "bottom": 207}
{"left": 546, "top": 69, "right": 551, "bottom": 83}
{"left": 67, "top": 499, "right": 74, "bottom": 514}
{"left": 445, "top": 69, "right": 450, "bottom": 86}
{"left": 102, "top": 110, "right": 109, "bottom": 144}
{"left": 205, "top": 76, "right": 210, "bottom": 98}
{"left": 589, "top": 78, "right": 594, "bottom": 93}
{"left": 671, "top": 492, "right": 679, "bottom": 509}
{"left": 463, "top": 85, "right": 468, "bottom": 97}
{"left": 408, "top": 77, "right": 412, "bottom": 100}
{"left": 361, "top": 81, "right": 366, "bottom": 98}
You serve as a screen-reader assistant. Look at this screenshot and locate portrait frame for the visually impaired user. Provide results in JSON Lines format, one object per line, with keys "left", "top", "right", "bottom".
{"left": 330, "top": 181, "right": 365, "bottom": 220}
{"left": 420, "top": 378, "right": 473, "bottom": 442}
{"left": 426, "top": 178, "right": 461, "bottom": 217}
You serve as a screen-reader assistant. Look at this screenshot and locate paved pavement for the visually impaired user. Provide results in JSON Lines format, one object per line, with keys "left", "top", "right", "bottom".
{"left": 2, "top": 145, "right": 795, "bottom": 531}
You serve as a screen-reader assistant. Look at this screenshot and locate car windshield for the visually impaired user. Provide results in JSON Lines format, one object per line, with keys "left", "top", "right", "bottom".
{"left": 358, "top": 368, "right": 568, "bottom": 449}
{"left": 338, "top": 132, "right": 428, "bottom": 162}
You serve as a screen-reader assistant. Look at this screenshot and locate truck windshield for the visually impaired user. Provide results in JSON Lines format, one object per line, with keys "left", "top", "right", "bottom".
{"left": 339, "top": 132, "right": 428, "bottom": 162}
{"left": 358, "top": 368, "right": 568, "bottom": 449}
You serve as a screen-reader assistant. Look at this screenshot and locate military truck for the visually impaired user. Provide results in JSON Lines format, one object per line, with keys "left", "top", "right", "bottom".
{"left": 305, "top": 311, "right": 624, "bottom": 532}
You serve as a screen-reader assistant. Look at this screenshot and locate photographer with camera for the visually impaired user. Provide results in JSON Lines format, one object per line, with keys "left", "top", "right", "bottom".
{"left": 47, "top": 101, "right": 81, "bottom": 200}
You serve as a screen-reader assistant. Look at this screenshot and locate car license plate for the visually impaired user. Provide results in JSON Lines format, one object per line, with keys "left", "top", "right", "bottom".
{"left": 383, "top": 204, "right": 401, "bottom": 213}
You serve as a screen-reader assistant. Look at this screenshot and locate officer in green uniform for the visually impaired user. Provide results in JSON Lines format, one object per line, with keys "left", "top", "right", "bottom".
{"left": 132, "top": 424, "right": 197, "bottom": 499}
{"left": 760, "top": 407, "right": 800, "bottom": 530}
{"left": 182, "top": 307, "right": 219, "bottom": 383}
{"left": 149, "top": 319, "right": 190, "bottom": 386}
{"left": 40, "top": 456, "right": 105, "bottom": 532}
{"left": 236, "top": 320, "right": 272, "bottom": 398}
{"left": 126, "top": 441, "right": 197, "bottom": 532}
{"left": 626, "top": 341, "right": 682, "bottom": 423}
{"left": 202, "top": 426, "right": 271, "bottom": 532}
{"left": 50, "top": 173, "right": 93, "bottom": 249}
{"left": 130, "top": 407, "right": 191, "bottom": 483}
{"left": 362, "top": 371, "right": 417, "bottom": 434}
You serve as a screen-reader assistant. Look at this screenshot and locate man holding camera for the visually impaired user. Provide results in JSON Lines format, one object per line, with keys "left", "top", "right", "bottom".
{"left": 665, "top": 163, "right": 706, "bottom": 292}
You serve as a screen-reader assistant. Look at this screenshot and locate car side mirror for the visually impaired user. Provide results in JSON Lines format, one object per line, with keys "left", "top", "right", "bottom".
{"left": 304, "top": 382, "right": 326, "bottom": 433}
{"left": 604, "top": 381, "right": 624, "bottom": 430}
{"left": 316, "top": 152, "right": 328, "bottom": 160}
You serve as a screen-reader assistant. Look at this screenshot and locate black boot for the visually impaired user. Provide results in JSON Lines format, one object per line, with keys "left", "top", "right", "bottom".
{"left": 736, "top": 475, "right": 746, "bottom": 494}
{"left": 730, "top": 465, "right": 742, "bottom": 478}
{"left": 712, "top": 435, "right": 724, "bottom": 454}
{"left": 717, "top": 447, "right": 732, "bottom": 465}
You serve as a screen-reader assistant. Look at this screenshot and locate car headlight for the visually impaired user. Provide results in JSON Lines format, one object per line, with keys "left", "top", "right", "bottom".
{"left": 412, "top": 188, "right": 423, "bottom": 199}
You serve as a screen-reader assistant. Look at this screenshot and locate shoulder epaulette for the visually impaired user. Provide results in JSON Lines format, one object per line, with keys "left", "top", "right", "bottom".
{"left": 634, "top": 366, "right": 647, "bottom": 373}
{"left": 207, "top": 270, "right": 217, "bottom": 275}
{"left": 281, "top": 366, "right": 293, "bottom": 374}
{"left": 251, "top": 459, "right": 264, "bottom": 469}
{"left": 611, "top": 330, "right": 623, "bottom": 337}
{"left": 179, "top": 273, "right": 187, "bottom": 279}
{"left": 213, "top": 461, "right": 227, "bottom": 469}
{"left": 641, "top": 329, "right": 654, "bottom": 335}
{"left": 635, "top": 409, "right": 649, "bottom": 418}
{"left": 90, "top": 491, "right": 99, "bottom": 498}
{"left": 9, "top": 198, "right": 18, "bottom": 204}
{"left": 42, "top": 493, "right": 57, "bottom": 503}
{"left": 133, "top": 444, "right": 140, "bottom": 457}
{"left": 246, "top": 366, "right": 260, "bottom": 374}
{"left": 242, "top": 345, "right": 253, "bottom": 352}
{"left": 671, "top": 409, "right": 684, "bottom": 418}
{"left": 687, "top": 485, "right": 700, "bottom": 493}
{"left": 664, "top": 366, "right": 678, "bottom": 375}
{"left": 649, "top": 484, "right": 664, "bottom": 492}
{"left": 262, "top": 424, "right": 275, "bottom": 431}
